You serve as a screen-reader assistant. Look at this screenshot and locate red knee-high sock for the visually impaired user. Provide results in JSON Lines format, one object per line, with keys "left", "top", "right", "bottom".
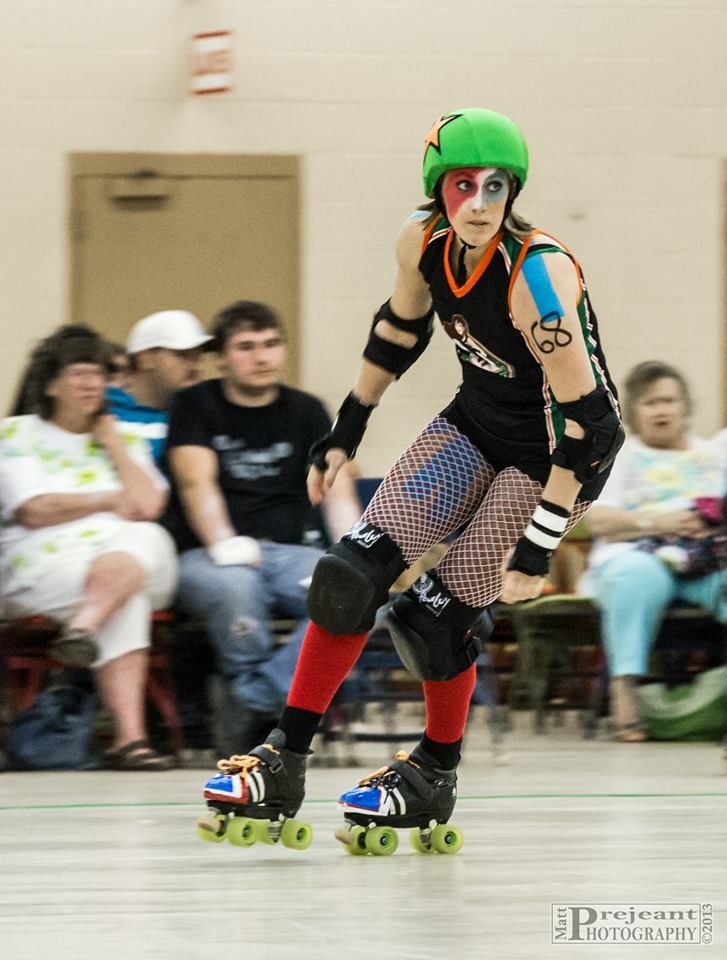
{"left": 287, "top": 621, "right": 368, "bottom": 714}
{"left": 422, "top": 664, "right": 477, "bottom": 743}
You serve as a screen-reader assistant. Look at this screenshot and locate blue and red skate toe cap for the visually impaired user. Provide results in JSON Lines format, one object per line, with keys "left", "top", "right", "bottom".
{"left": 338, "top": 784, "right": 382, "bottom": 814}
{"left": 203, "top": 772, "right": 243, "bottom": 801}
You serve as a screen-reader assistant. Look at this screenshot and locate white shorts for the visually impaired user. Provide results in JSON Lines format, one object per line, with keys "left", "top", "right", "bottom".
{"left": 3, "top": 522, "right": 177, "bottom": 667}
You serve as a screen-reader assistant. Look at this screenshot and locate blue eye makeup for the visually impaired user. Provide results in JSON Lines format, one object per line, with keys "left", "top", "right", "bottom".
{"left": 482, "top": 170, "right": 509, "bottom": 203}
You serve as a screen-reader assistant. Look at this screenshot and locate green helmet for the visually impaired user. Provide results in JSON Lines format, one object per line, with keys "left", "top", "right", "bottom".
{"left": 422, "top": 108, "right": 529, "bottom": 198}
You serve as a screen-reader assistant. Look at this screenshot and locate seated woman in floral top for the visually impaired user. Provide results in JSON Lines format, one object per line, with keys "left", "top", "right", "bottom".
{"left": 583, "top": 361, "right": 726, "bottom": 741}
{"left": 0, "top": 326, "right": 177, "bottom": 769}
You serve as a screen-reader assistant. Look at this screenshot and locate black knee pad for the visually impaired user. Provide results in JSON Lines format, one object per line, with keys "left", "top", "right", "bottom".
{"left": 307, "top": 522, "right": 407, "bottom": 634}
{"left": 386, "top": 572, "right": 493, "bottom": 681}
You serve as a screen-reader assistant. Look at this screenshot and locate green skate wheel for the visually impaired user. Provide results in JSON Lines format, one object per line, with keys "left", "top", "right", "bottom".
{"left": 430, "top": 823, "right": 464, "bottom": 855}
{"left": 226, "top": 817, "right": 258, "bottom": 847}
{"left": 281, "top": 818, "right": 313, "bottom": 851}
{"left": 409, "top": 829, "right": 433, "bottom": 854}
{"left": 364, "top": 826, "right": 398, "bottom": 856}
{"left": 337, "top": 825, "right": 368, "bottom": 855}
{"left": 196, "top": 813, "right": 227, "bottom": 843}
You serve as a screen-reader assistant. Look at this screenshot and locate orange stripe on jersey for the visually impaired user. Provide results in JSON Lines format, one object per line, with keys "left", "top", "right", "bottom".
{"left": 443, "top": 229, "right": 504, "bottom": 299}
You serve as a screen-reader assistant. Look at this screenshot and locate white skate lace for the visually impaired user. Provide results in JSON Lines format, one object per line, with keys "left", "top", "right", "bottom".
{"left": 358, "top": 750, "right": 418, "bottom": 786}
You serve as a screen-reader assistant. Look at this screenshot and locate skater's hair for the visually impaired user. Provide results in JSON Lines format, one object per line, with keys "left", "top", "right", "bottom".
{"left": 9, "top": 325, "right": 106, "bottom": 419}
{"left": 621, "top": 360, "right": 693, "bottom": 431}
{"left": 211, "top": 300, "right": 286, "bottom": 353}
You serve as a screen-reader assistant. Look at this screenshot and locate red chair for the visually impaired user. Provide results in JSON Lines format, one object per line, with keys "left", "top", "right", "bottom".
{"left": 0, "top": 611, "right": 185, "bottom": 755}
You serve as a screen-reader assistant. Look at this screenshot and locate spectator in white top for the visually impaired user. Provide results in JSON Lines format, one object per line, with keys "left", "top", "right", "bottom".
{"left": 0, "top": 326, "right": 178, "bottom": 769}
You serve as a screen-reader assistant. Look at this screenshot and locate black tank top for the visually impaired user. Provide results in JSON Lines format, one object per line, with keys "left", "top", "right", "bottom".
{"left": 417, "top": 217, "right": 619, "bottom": 500}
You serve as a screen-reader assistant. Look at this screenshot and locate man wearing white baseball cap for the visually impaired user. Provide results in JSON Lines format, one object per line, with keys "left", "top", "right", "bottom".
{"left": 108, "top": 310, "right": 213, "bottom": 465}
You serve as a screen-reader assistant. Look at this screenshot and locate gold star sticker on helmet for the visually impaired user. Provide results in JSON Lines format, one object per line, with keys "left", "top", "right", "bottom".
{"left": 423, "top": 113, "right": 460, "bottom": 153}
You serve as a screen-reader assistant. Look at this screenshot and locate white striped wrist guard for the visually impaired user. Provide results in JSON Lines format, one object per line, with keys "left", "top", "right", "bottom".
{"left": 507, "top": 500, "right": 570, "bottom": 577}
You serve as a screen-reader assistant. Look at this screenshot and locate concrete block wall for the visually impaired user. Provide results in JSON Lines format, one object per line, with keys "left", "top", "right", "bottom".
{"left": 0, "top": 0, "right": 725, "bottom": 472}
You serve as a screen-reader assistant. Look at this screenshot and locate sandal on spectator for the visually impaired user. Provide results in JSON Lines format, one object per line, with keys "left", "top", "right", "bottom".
{"left": 104, "top": 739, "right": 174, "bottom": 770}
{"left": 50, "top": 628, "right": 98, "bottom": 667}
{"left": 614, "top": 722, "right": 647, "bottom": 743}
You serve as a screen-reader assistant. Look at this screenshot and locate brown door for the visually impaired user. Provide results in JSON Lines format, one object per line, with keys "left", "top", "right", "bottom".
{"left": 69, "top": 153, "right": 301, "bottom": 379}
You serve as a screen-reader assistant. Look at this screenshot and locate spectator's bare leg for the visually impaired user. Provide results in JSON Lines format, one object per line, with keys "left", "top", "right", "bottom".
{"left": 95, "top": 648, "right": 149, "bottom": 750}
{"left": 609, "top": 675, "right": 646, "bottom": 741}
{"left": 69, "top": 551, "right": 145, "bottom": 633}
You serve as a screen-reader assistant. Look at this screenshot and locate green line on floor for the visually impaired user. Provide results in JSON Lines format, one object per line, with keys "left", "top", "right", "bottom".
{"left": 2, "top": 791, "right": 727, "bottom": 811}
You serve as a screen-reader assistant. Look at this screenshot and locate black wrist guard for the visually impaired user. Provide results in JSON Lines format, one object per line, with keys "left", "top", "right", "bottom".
{"left": 508, "top": 537, "right": 551, "bottom": 577}
{"left": 309, "top": 392, "right": 375, "bottom": 470}
{"left": 362, "top": 299, "right": 434, "bottom": 378}
{"left": 507, "top": 500, "right": 570, "bottom": 577}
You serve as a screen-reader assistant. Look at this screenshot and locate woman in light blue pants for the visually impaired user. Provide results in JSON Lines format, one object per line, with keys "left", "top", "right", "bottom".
{"left": 592, "top": 549, "right": 726, "bottom": 674}
{"left": 584, "top": 361, "right": 726, "bottom": 740}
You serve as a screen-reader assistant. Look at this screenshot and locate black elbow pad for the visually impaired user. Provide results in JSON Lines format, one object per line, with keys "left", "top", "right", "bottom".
{"left": 362, "top": 300, "right": 434, "bottom": 378}
{"left": 552, "top": 385, "right": 625, "bottom": 484}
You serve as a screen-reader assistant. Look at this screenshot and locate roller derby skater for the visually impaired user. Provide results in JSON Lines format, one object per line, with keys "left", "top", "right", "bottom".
{"left": 198, "top": 106, "right": 624, "bottom": 855}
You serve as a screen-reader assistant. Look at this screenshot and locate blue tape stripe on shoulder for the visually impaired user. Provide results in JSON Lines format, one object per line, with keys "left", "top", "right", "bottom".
{"left": 521, "top": 254, "right": 564, "bottom": 325}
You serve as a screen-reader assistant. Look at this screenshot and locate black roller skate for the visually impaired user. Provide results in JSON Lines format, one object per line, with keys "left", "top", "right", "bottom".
{"left": 335, "top": 746, "right": 463, "bottom": 857}
{"left": 196, "top": 728, "right": 312, "bottom": 851}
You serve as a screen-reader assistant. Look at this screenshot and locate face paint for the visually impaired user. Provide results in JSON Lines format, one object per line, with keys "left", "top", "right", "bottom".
{"left": 440, "top": 167, "right": 512, "bottom": 248}
{"left": 441, "top": 167, "right": 510, "bottom": 220}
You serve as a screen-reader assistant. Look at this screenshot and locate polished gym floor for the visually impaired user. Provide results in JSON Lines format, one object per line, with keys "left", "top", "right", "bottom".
{"left": 1, "top": 714, "right": 725, "bottom": 960}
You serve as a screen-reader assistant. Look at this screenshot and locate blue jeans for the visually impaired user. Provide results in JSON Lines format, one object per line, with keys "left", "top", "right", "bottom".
{"left": 590, "top": 549, "right": 727, "bottom": 677}
{"left": 176, "top": 542, "right": 321, "bottom": 715}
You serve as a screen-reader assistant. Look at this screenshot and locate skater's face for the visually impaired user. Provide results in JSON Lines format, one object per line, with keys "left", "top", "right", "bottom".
{"left": 633, "top": 377, "right": 689, "bottom": 449}
{"left": 46, "top": 362, "right": 107, "bottom": 424}
{"left": 441, "top": 167, "right": 511, "bottom": 247}
{"left": 219, "top": 326, "right": 286, "bottom": 394}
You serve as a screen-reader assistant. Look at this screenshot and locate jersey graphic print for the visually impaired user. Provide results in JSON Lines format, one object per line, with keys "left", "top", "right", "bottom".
{"left": 211, "top": 435, "right": 294, "bottom": 480}
{"left": 442, "top": 314, "right": 515, "bottom": 378}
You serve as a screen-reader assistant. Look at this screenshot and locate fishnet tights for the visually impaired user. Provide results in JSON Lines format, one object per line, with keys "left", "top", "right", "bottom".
{"left": 362, "top": 416, "right": 590, "bottom": 608}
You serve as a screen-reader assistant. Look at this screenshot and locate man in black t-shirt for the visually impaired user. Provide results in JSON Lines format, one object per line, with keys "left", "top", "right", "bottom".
{"left": 166, "top": 301, "right": 361, "bottom": 751}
